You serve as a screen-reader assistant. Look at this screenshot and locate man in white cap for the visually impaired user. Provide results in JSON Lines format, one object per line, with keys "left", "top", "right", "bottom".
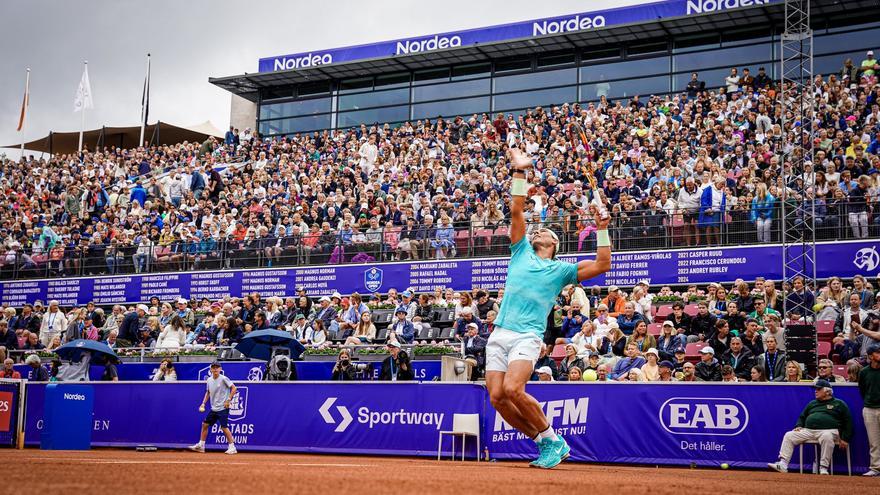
{"left": 535, "top": 366, "right": 554, "bottom": 382}
{"left": 39, "top": 300, "right": 67, "bottom": 347}
{"left": 486, "top": 149, "right": 612, "bottom": 469}
{"left": 695, "top": 346, "right": 722, "bottom": 381}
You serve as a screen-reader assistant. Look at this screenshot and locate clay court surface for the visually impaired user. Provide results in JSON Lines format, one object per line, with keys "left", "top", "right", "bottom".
{"left": 5, "top": 449, "right": 873, "bottom": 494}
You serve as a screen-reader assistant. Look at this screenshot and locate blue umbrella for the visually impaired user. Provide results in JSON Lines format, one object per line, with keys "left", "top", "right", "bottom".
{"left": 235, "top": 329, "right": 306, "bottom": 361}
{"left": 54, "top": 339, "right": 118, "bottom": 365}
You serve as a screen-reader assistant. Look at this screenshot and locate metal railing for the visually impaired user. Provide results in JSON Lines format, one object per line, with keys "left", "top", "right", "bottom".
{"left": 0, "top": 201, "right": 874, "bottom": 281}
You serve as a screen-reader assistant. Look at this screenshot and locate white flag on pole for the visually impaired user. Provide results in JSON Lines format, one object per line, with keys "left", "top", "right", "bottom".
{"left": 74, "top": 64, "right": 93, "bottom": 112}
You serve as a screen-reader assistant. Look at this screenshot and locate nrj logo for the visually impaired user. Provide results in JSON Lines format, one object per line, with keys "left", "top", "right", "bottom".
{"left": 659, "top": 397, "right": 748, "bottom": 436}
{"left": 853, "top": 246, "right": 879, "bottom": 272}
{"left": 494, "top": 397, "right": 589, "bottom": 432}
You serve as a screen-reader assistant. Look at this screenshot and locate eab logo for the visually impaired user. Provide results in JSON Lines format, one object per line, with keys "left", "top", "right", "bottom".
{"left": 229, "top": 387, "right": 248, "bottom": 422}
{"left": 659, "top": 397, "right": 748, "bottom": 436}
{"left": 364, "top": 267, "right": 383, "bottom": 292}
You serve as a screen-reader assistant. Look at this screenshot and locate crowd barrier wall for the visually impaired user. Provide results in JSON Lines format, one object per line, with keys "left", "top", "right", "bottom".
{"left": 21, "top": 381, "right": 871, "bottom": 473}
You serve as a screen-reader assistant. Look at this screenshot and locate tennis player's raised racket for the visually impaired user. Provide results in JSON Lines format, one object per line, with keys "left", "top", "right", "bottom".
{"left": 568, "top": 122, "right": 608, "bottom": 220}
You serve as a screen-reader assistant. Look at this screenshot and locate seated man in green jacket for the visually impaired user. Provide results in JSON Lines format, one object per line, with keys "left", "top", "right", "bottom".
{"left": 768, "top": 379, "right": 853, "bottom": 475}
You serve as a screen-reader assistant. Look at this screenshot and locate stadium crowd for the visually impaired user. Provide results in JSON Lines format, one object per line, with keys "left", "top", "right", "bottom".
{"left": 2, "top": 54, "right": 880, "bottom": 279}
{"left": 0, "top": 274, "right": 877, "bottom": 385}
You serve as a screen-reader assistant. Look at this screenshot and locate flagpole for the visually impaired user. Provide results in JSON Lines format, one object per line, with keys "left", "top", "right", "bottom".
{"left": 20, "top": 68, "right": 30, "bottom": 160}
{"left": 139, "top": 53, "right": 151, "bottom": 147}
{"left": 78, "top": 60, "right": 87, "bottom": 153}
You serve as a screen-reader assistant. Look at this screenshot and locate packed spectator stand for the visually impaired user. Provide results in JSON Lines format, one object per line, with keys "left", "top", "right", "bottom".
{"left": 0, "top": 273, "right": 878, "bottom": 384}
{"left": 1, "top": 54, "right": 880, "bottom": 383}
{"left": 1, "top": 56, "right": 880, "bottom": 279}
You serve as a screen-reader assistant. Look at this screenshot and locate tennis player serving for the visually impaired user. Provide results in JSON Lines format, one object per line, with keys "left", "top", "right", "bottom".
{"left": 487, "top": 149, "right": 611, "bottom": 469}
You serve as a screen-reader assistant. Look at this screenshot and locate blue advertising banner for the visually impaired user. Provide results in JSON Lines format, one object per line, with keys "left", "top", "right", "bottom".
{"left": 24, "top": 383, "right": 485, "bottom": 456}
{"left": 259, "top": 0, "right": 780, "bottom": 72}
{"left": 1, "top": 240, "right": 877, "bottom": 306}
{"left": 21, "top": 381, "right": 870, "bottom": 473}
{"left": 0, "top": 381, "right": 19, "bottom": 447}
{"left": 14, "top": 360, "right": 442, "bottom": 383}
{"left": 485, "top": 383, "right": 870, "bottom": 473}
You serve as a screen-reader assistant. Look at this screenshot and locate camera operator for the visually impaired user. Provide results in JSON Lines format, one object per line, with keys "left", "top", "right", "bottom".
{"left": 331, "top": 348, "right": 357, "bottom": 381}
{"left": 152, "top": 358, "right": 178, "bottom": 381}
{"left": 265, "top": 350, "right": 297, "bottom": 381}
{"left": 380, "top": 341, "right": 413, "bottom": 381}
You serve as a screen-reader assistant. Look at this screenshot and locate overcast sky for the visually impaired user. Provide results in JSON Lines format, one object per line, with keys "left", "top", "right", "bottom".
{"left": 0, "top": 0, "right": 645, "bottom": 153}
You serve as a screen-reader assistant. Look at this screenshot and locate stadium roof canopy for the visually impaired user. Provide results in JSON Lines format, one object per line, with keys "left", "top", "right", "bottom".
{"left": 5, "top": 121, "right": 224, "bottom": 155}
{"left": 210, "top": 0, "right": 869, "bottom": 102}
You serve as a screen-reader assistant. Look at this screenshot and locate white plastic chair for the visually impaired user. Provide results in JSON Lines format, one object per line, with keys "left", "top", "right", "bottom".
{"left": 437, "top": 413, "right": 480, "bottom": 461}
{"left": 798, "top": 441, "right": 851, "bottom": 475}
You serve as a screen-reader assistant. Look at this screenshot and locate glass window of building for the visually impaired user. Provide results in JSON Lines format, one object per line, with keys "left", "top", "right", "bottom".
{"left": 673, "top": 43, "right": 772, "bottom": 72}
{"left": 494, "top": 67, "right": 576, "bottom": 93}
{"left": 337, "top": 105, "right": 409, "bottom": 128}
{"left": 260, "top": 97, "right": 331, "bottom": 120}
{"left": 412, "top": 78, "right": 490, "bottom": 102}
{"left": 259, "top": 114, "right": 332, "bottom": 136}
{"left": 297, "top": 81, "right": 332, "bottom": 96}
{"left": 494, "top": 56, "right": 531, "bottom": 73}
{"left": 414, "top": 68, "right": 450, "bottom": 85}
{"left": 451, "top": 63, "right": 491, "bottom": 80}
{"left": 412, "top": 96, "right": 490, "bottom": 120}
{"left": 375, "top": 72, "right": 410, "bottom": 88}
{"left": 493, "top": 86, "right": 577, "bottom": 112}
{"left": 814, "top": 27, "right": 880, "bottom": 55}
{"left": 581, "top": 75, "right": 669, "bottom": 101}
{"left": 581, "top": 56, "right": 669, "bottom": 83}
{"left": 339, "top": 77, "right": 373, "bottom": 93}
{"left": 338, "top": 87, "right": 409, "bottom": 111}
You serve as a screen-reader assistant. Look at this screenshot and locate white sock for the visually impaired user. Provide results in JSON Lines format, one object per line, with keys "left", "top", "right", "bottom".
{"left": 538, "top": 426, "right": 558, "bottom": 442}
{"left": 532, "top": 435, "right": 541, "bottom": 444}
{"left": 197, "top": 441, "right": 205, "bottom": 447}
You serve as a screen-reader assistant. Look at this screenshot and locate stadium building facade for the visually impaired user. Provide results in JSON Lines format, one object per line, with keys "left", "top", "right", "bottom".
{"left": 212, "top": 0, "right": 875, "bottom": 138}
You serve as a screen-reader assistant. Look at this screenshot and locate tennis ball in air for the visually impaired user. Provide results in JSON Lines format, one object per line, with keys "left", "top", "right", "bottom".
{"left": 583, "top": 369, "right": 598, "bottom": 381}
{"left": 721, "top": 463, "right": 730, "bottom": 470}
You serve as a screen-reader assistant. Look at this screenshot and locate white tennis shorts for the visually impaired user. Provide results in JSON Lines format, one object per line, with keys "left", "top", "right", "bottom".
{"left": 486, "top": 327, "right": 542, "bottom": 373}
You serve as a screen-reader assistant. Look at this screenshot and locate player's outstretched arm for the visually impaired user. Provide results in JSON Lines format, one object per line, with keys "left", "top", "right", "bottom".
{"left": 508, "top": 149, "right": 532, "bottom": 245}
{"left": 577, "top": 209, "right": 611, "bottom": 282}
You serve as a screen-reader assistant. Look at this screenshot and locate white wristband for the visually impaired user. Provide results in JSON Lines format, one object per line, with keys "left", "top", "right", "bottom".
{"left": 511, "top": 177, "right": 528, "bottom": 197}
{"left": 597, "top": 229, "right": 610, "bottom": 247}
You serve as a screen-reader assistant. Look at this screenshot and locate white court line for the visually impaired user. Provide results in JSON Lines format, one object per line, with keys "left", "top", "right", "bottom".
{"left": 13, "top": 457, "right": 371, "bottom": 467}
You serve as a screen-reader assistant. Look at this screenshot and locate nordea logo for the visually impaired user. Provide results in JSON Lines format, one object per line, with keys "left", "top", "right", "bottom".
{"left": 659, "top": 397, "right": 748, "bottom": 436}
{"left": 686, "top": 0, "right": 770, "bottom": 15}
